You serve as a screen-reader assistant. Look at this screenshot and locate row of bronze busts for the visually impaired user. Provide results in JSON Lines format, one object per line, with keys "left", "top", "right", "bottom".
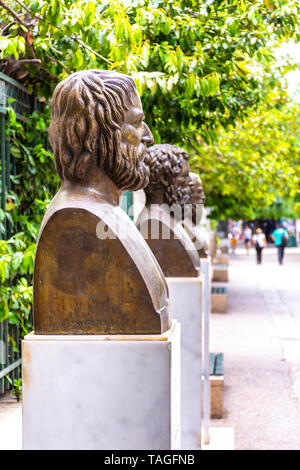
{"left": 33, "top": 70, "right": 208, "bottom": 337}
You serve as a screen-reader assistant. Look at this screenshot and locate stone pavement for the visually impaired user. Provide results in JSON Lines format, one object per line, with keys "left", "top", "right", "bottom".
{"left": 0, "top": 395, "right": 22, "bottom": 450}
{"left": 210, "top": 245, "right": 300, "bottom": 450}
{"left": 1, "top": 245, "right": 300, "bottom": 450}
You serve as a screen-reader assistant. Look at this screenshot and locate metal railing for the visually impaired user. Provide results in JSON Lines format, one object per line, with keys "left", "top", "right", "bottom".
{"left": 0, "top": 72, "right": 39, "bottom": 240}
{"left": 0, "top": 72, "right": 32, "bottom": 121}
{"left": 0, "top": 73, "right": 37, "bottom": 393}
{"left": 0, "top": 319, "right": 22, "bottom": 393}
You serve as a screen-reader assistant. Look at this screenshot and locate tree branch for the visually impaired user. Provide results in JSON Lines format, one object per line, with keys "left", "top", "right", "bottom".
{"left": 71, "top": 36, "right": 112, "bottom": 65}
{"left": 0, "top": 0, "right": 112, "bottom": 66}
{"left": 17, "top": 59, "right": 41, "bottom": 64}
{"left": 0, "top": 0, "right": 28, "bottom": 28}
{"left": 13, "top": 0, "right": 31, "bottom": 15}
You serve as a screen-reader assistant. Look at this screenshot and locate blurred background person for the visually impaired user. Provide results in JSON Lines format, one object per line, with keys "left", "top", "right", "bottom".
{"left": 272, "top": 224, "right": 289, "bottom": 265}
{"left": 232, "top": 223, "right": 241, "bottom": 254}
{"left": 252, "top": 228, "right": 267, "bottom": 264}
{"left": 243, "top": 224, "right": 252, "bottom": 255}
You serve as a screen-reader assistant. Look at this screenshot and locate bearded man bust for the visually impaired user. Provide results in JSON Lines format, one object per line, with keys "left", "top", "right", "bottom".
{"left": 33, "top": 70, "right": 171, "bottom": 335}
{"left": 136, "top": 144, "right": 200, "bottom": 278}
{"left": 182, "top": 172, "right": 209, "bottom": 259}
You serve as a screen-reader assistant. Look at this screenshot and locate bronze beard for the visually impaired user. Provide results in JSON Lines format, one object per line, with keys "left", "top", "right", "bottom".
{"left": 191, "top": 203, "right": 203, "bottom": 225}
{"left": 189, "top": 175, "right": 205, "bottom": 225}
{"left": 183, "top": 190, "right": 204, "bottom": 226}
{"left": 48, "top": 69, "right": 149, "bottom": 192}
{"left": 116, "top": 142, "right": 149, "bottom": 191}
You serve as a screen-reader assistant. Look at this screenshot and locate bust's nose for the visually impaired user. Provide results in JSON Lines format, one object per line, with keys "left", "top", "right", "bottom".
{"left": 142, "top": 123, "right": 154, "bottom": 146}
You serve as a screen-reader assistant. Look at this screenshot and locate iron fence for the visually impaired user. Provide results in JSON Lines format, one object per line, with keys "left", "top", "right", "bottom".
{"left": 0, "top": 72, "right": 36, "bottom": 393}
{"left": 0, "top": 319, "right": 22, "bottom": 393}
{"left": 0, "top": 72, "right": 36, "bottom": 240}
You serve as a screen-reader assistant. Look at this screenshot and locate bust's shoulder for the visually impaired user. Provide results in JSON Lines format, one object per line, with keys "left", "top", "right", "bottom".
{"left": 38, "top": 188, "right": 131, "bottom": 242}
{"left": 34, "top": 188, "right": 171, "bottom": 334}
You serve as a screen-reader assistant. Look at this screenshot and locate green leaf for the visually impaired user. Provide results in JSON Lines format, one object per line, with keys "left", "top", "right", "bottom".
{"left": 185, "top": 73, "right": 196, "bottom": 98}
{"left": 73, "top": 48, "right": 84, "bottom": 68}
{"left": 160, "top": 18, "right": 171, "bottom": 35}
{"left": 84, "top": 2, "right": 96, "bottom": 27}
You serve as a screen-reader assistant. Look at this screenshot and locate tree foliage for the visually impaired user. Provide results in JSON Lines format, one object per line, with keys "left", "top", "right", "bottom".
{"left": 1, "top": 0, "right": 300, "bottom": 145}
{"left": 191, "top": 98, "right": 300, "bottom": 219}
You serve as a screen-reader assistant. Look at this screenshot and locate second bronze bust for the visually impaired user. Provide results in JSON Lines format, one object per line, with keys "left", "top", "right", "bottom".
{"left": 183, "top": 172, "right": 209, "bottom": 258}
{"left": 33, "top": 70, "right": 171, "bottom": 335}
{"left": 137, "top": 144, "right": 201, "bottom": 277}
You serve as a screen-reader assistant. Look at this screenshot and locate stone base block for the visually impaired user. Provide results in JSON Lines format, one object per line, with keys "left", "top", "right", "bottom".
{"left": 22, "top": 321, "right": 181, "bottom": 450}
{"left": 212, "top": 265, "right": 228, "bottom": 282}
{"left": 210, "top": 376, "right": 224, "bottom": 419}
{"left": 211, "top": 293, "right": 227, "bottom": 314}
{"left": 166, "top": 277, "right": 203, "bottom": 450}
{"left": 213, "top": 255, "right": 229, "bottom": 265}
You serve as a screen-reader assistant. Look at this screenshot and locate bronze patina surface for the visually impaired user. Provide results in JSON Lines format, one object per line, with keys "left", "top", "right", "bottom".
{"left": 189, "top": 172, "right": 206, "bottom": 225}
{"left": 183, "top": 220, "right": 209, "bottom": 259}
{"left": 137, "top": 144, "right": 200, "bottom": 277}
{"left": 183, "top": 172, "right": 209, "bottom": 259}
{"left": 137, "top": 210, "right": 200, "bottom": 278}
{"left": 33, "top": 70, "right": 171, "bottom": 335}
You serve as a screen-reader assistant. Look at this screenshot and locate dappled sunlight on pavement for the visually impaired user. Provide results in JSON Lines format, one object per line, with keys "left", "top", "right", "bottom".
{"left": 210, "top": 246, "right": 300, "bottom": 450}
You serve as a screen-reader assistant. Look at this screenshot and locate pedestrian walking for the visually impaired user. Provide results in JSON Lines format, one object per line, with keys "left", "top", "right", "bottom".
{"left": 228, "top": 232, "right": 236, "bottom": 255}
{"left": 272, "top": 224, "right": 289, "bottom": 265}
{"left": 243, "top": 225, "right": 252, "bottom": 255}
{"left": 229, "top": 224, "right": 240, "bottom": 255}
{"left": 252, "top": 228, "right": 267, "bottom": 264}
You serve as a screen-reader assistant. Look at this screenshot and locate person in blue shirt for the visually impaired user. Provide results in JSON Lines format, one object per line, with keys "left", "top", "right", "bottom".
{"left": 272, "top": 224, "right": 289, "bottom": 265}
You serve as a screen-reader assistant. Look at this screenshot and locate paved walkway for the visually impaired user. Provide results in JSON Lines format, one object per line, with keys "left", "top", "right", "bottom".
{"left": 210, "top": 245, "right": 300, "bottom": 450}
{"left": 1, "top": 245, "right": 300, "bottom": 450}
{"left": 0, "top": 395, "right": 21, "bottom": 450}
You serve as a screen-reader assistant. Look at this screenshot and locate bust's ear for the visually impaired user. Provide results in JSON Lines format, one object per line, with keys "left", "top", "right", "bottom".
{"left": 159, "top": 173, "right": 169, "bottom": 187}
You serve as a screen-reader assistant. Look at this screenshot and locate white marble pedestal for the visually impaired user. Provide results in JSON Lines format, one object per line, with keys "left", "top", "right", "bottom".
{"left": 22, "top": 321, "right": 181, "bottom": 450}
{"left": 200, "top": 258, "right": 211, "bottom": 445}
{"left": 166, "top": 277, "right": 203, "bottom": 450}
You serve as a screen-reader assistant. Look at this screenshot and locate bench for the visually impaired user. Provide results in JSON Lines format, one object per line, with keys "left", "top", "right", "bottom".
{"left": 212, "top": 264, "right": 228, "bottom": 282}
{"left": 211, "top": 287, "right": 227, "bottom": 313}
{"left": 210, "top": 352, "right": 224, "bottom": 419}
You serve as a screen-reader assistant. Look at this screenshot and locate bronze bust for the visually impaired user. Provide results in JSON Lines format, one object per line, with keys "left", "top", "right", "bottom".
{"left": 183, "top": 172, "right": 209, "bottom": 259}
{"left": 136, "top": 144, "right": 200, "bottom": 277}
{"left": 33, "top": 70, "right": 171, "bottom": 335}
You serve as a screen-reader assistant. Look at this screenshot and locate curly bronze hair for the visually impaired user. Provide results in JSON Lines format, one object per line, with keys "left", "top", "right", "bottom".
{"left": 48, "top": 69, "right": 147, "bottom": 190}
{"left": 144, "top": 144, "right": 191, "bottom": 205}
